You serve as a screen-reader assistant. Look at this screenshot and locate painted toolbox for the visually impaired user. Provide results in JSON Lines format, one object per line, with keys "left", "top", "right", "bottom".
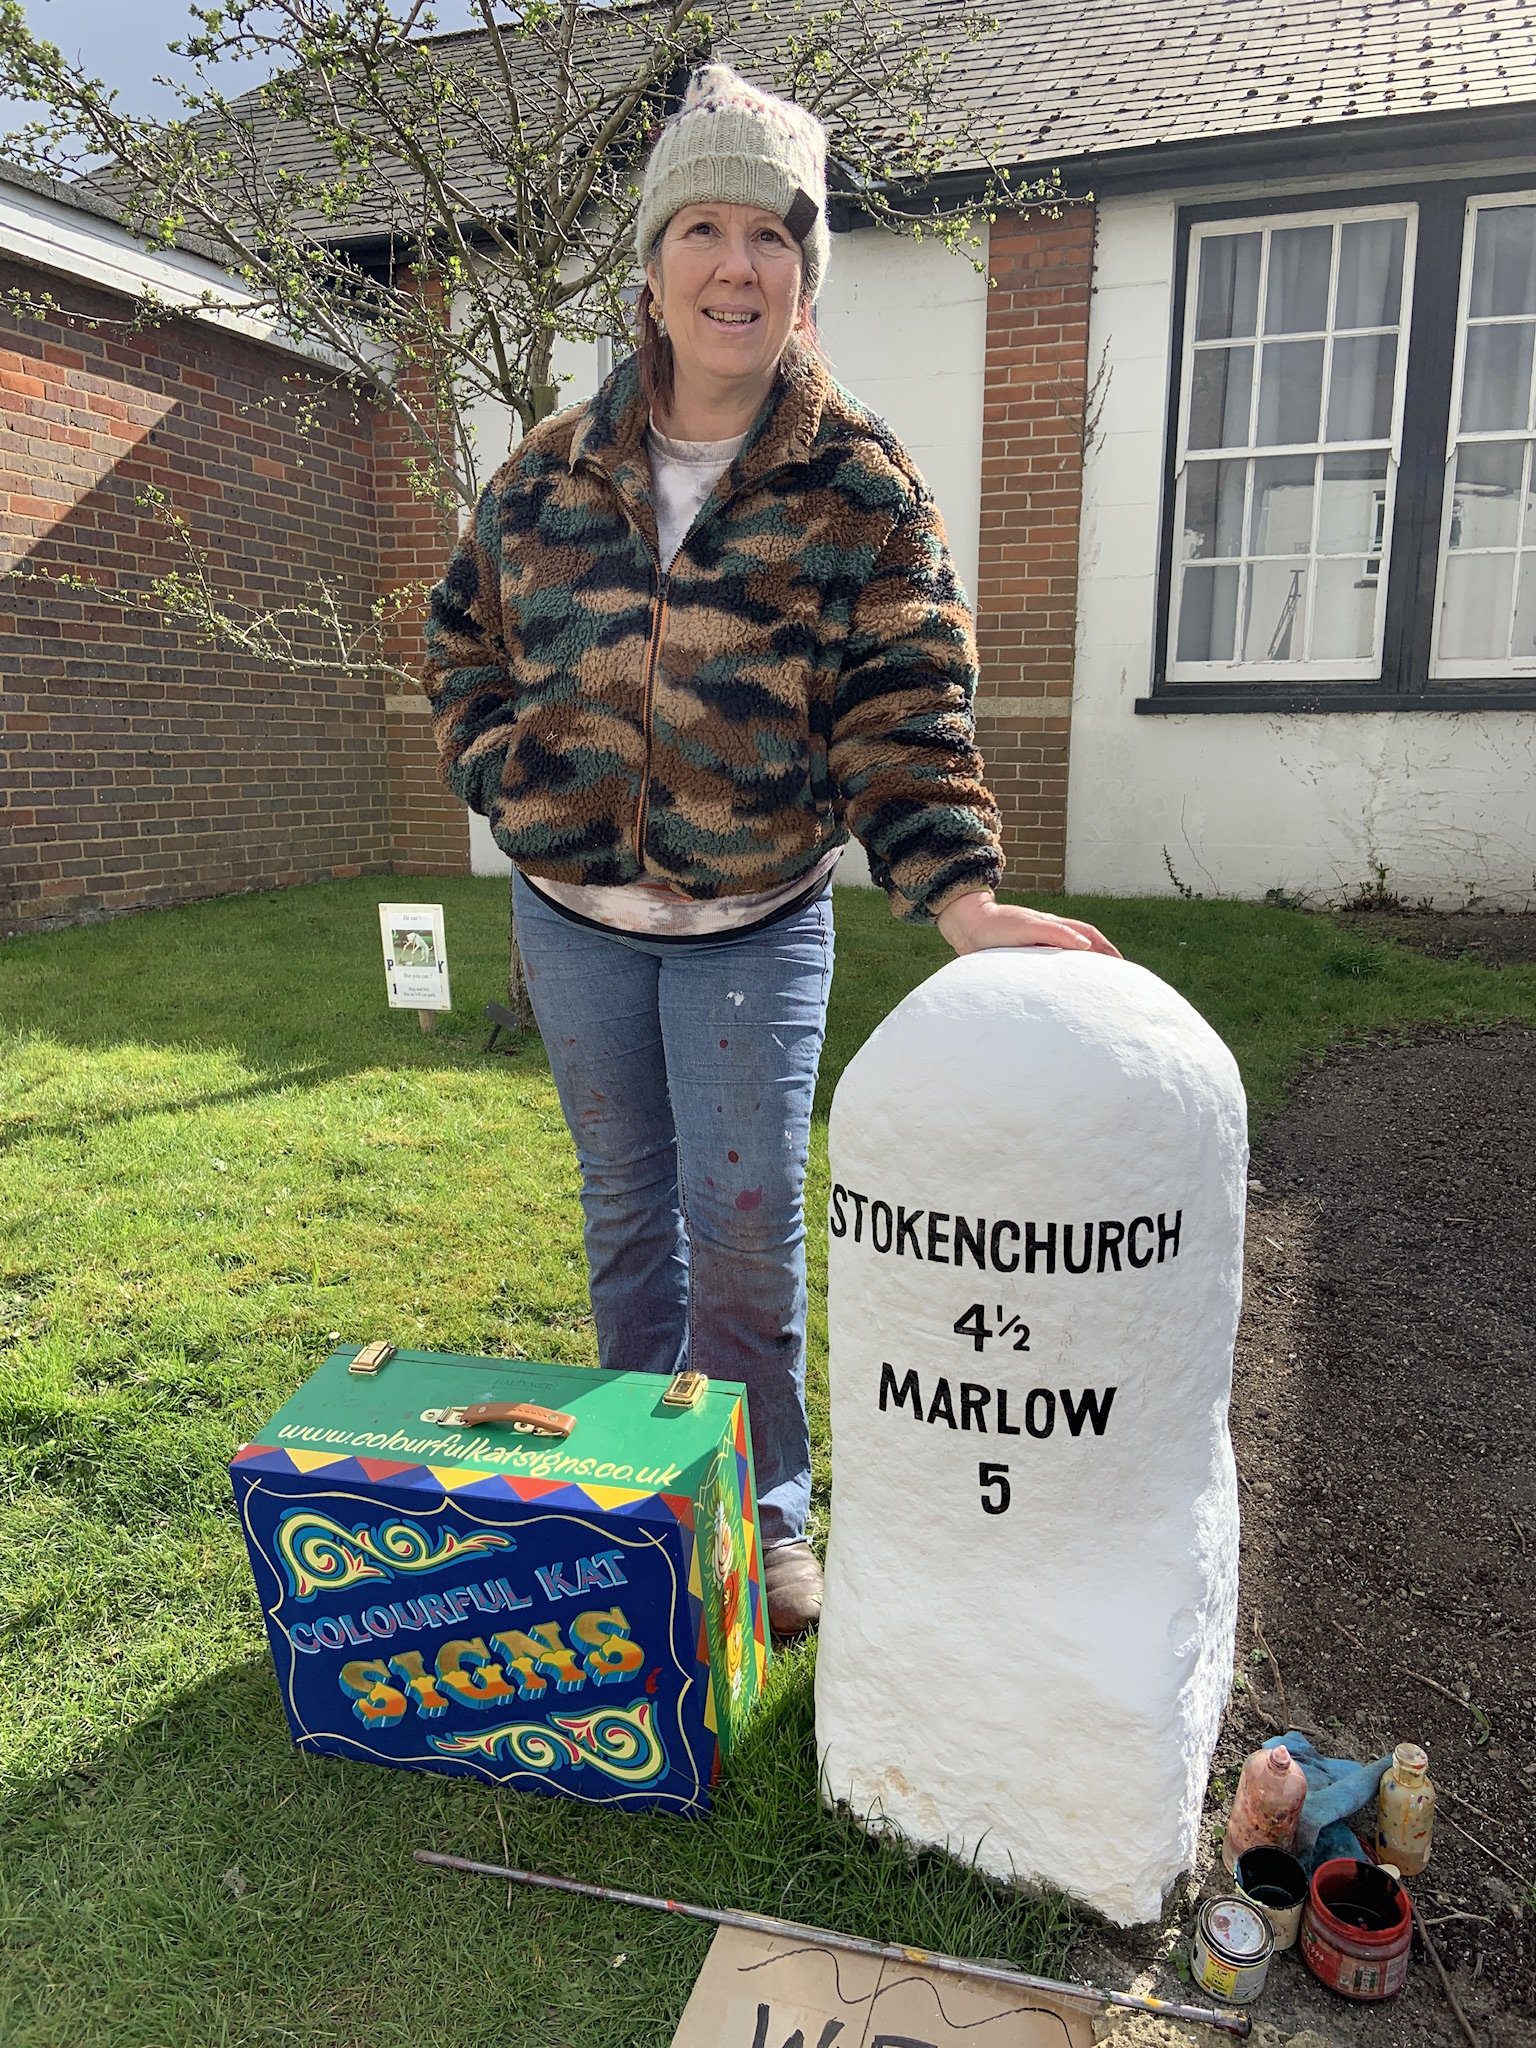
{"left": 229, "top": 1342, "right": 766, "bottom": 1814}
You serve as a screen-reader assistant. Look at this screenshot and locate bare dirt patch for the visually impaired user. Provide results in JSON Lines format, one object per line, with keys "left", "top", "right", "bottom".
{"left": 1335, "top": 910, "right": 1536, "bottom": 971}
{"left": 1074, "top": 1022, "right": 1535, "bottom": 2047}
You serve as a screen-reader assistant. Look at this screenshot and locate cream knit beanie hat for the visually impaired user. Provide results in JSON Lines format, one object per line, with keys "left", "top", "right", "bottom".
{"left": 635, "top": 64, "right": 831, "bottom": 302}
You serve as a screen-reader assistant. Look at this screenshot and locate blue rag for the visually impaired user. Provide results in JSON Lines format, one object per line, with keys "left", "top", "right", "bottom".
{"left": 1262, "top": 1732, "right": 1392, "bottom": 1874}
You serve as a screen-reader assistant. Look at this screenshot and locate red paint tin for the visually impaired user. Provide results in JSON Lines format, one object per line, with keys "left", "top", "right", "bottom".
{"left": 1299, "top": 1858, "right": 1412, "bottom": 2001}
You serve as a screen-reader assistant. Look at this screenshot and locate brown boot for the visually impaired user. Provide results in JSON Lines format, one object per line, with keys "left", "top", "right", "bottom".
{"left": 764, "top": 1541, "right": 823, "bottom": 1640}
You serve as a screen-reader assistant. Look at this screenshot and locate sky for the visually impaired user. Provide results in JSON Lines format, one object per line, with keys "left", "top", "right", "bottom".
{"left": 0, "top": 0, "right": 483, "bottom": 140}
{"left": 2, "top": 0, "right": 274, "bottom": 132}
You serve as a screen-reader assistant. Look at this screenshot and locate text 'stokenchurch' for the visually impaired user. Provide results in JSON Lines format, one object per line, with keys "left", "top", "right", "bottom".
{"left": 815, "top": 952, "right": 1248, "bottom": 1924}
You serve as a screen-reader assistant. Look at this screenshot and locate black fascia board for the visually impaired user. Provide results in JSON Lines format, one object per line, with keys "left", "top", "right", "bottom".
{"left": 831, "top": 100, "right": 1536, "bottom": 227}
{"left": 1078, "top": 101, "right": 1536, "bottom": 195}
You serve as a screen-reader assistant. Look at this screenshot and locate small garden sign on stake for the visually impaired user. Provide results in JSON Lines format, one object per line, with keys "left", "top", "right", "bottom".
{"left": 379, "top": 903, "right": 450, "bottom": 1032}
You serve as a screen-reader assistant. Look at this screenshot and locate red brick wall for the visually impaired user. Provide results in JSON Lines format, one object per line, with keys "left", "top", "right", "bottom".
{"left": 0, "top": 258, "right": 401, "bottom": 933}
{"left": 974, "top": 204, "right": 1095, "bottom": 893}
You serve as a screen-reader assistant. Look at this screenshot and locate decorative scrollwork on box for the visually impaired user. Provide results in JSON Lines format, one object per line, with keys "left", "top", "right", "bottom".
{"left": 276, "top": 1509, "right": 512, "bottom": 1601}
{"left": 430, "top": 1700, "right": 667, "bottom": 1788}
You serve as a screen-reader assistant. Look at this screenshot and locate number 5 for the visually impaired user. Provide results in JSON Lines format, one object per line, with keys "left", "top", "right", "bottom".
{"left": 978, "top": 1462, "right": 1011, "bottom": 1515}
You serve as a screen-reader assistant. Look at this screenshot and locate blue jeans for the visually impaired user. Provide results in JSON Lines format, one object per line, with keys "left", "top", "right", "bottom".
{"left": 512, "top": 870, "right": 835, "bottom": 1547}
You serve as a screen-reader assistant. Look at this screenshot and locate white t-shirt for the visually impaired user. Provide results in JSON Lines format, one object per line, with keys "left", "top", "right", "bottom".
{"left": 524, "top": 422, "right": 841, "bottom": 937}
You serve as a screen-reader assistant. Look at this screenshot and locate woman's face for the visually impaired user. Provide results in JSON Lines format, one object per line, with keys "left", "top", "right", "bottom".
{"left": 646, "top": 201, "right": 808, "bottom": 406}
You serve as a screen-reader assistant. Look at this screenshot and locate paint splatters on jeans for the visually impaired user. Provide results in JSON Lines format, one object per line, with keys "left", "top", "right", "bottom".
{"left": 735, "top": 1186, "right": 764, "bottom": 1212}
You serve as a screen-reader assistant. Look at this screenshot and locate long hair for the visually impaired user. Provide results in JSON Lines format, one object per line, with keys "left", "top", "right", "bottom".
{"left": 634, "top": 267, "right": 830, "bottom": 423}
{"left": 635, "top": 276, "right": 676, "bottom": 419}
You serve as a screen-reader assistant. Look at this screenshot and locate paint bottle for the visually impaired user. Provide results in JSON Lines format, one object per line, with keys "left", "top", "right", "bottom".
{"left": 1376, "top": 1742, "right": 1435, "bottom": 1877}
{"left": 1300, "top": 1857, "right": 1413, "bottom": 2000}
{"left": 1222, "top": 1743, "right": 1308, "bottom": 1871}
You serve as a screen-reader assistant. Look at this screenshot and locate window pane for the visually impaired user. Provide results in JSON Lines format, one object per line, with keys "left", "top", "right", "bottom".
{"left": 1470, "top": 204, "right": 1536, "bottom": 318}
{"left": 1311, "top": 558, "right": 1379, "bottom": 660}
{"left": 1513, "top": 555, "right": 1536, "bottom": 658}
{"left": 1172, "top": 206, "right": 1412, "bottom": 675}
{"left": 1318, "top": 451, "right": 1389, "bottom": 555}
{"left": 1438, "top": 552, "right": 1514, "bottom": 661}
{"left": 1460, "top": 323, "right": 1536, "bottom": 432}
{"left": 1328, "top": 332, "right": 1397, "bottom": 442}
{"left": 1248, "top": 455, "right": 1315, "bottom": 556}
{"left": 1263, "top": 225, "right": 1333, "bottom": 334}
{"left": 1177, "top": 564, "right": 1241, "bottom": 661}
{"left": 1243, "top": 559, "right": 1308, "bottom": 661}
{"left": 1256, "top": 339, "right": 1324, "bottom": 444}
{"left": 1336, "top": 218, "right": 1407, "bottom": 330}
{"left": 1196, "top": 234, "right": 1261, "bottom": 340}
{"left": 1448, "top": 441, "right": 1525, "bottom": 550}
{"left": 1189, "top": 345, "right": 1254, "bottom": 449}
{"left": 1182, "top": 459, "right": 1246, "bottom": 558}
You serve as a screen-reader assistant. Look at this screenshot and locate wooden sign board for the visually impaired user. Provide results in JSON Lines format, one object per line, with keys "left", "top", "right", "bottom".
{"left": 671, "top": 1926, "right": 1096, "bottom": 2048}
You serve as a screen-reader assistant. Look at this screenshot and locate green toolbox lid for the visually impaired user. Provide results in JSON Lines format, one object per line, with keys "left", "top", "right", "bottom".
{"left": 238, "top": 1343, "right": 746, "bottom": 1501}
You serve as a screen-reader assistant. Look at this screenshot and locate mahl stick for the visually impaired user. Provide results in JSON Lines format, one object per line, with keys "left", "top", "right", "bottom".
{"left": 413, "top": 1850, "right": 1253, "bottom": 2039}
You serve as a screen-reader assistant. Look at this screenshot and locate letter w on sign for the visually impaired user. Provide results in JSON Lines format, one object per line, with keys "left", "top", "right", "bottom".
{"left": 752, "top": 2011, "right": 847, "bottom": 2048}
{"left": 670, "top": 1927, "right": 1095, "bottom": 2048}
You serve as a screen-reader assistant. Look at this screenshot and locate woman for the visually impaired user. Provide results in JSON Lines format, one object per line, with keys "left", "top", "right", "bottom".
{"left": 423, "top": 65, "right": 1116, "bottom": 1639}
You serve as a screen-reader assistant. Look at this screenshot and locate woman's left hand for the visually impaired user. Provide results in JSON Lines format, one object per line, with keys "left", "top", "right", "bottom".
{"left": 936, "top": 891, "right": 1122, "bottom": 959}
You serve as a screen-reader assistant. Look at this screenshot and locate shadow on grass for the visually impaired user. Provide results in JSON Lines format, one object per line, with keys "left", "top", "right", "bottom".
{"left": 0, "top": 1642, "right": 1074, "bottom": 2048}
{"left": 0, "top": 1064, "right": 345, "bottom": 1157}
{"left": 0, "top": 877, "right": 522, "bottom": 1076}
{"left": 0, "top": 875, "right": 952, "bottom": 1141}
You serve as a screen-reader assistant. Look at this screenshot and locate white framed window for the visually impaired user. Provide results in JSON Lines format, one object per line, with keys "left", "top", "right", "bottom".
{"left": 1431, "top": 193, "right": 1536, "bottom": 678}
{"left": 1166, "top": 204, "right": 1417, "bottom": 683}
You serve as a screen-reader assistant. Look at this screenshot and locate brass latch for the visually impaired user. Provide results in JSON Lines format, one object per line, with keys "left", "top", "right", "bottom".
{"left": 663, "top": 1370, "right": 709, "bottom": 1408}
{"left": 348, "top": 1340, "right": 397, "bottom": 1376}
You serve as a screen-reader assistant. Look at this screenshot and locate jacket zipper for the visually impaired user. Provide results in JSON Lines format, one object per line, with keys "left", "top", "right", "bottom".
{"left": 634, "top": 567, "right": 669, "bottom": 864}
{"left": 578, "top": 449, "right": 800, "bottom": 871}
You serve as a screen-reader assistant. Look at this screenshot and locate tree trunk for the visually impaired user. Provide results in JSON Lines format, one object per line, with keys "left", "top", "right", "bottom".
{"left": 507, "top": 887, "right": 536, "bottom": 1030}
{"left": 505, "top": 351, "right": 565, "bottom": 1030}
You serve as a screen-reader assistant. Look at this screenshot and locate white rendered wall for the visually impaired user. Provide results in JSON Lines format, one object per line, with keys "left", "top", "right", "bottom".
{"left": 812, "top": 224, "right": 987, "bottom": 605}
{"left": 453, "top": 227, "right": 985, "bottom": 882}
{"left": 1068, "top": 182, "right": 1536, "bottom": 908}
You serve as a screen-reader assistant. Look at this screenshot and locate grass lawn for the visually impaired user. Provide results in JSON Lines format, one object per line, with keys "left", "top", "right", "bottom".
{"left": 2, "top": 877, "right": 1533, "bottom": 2048}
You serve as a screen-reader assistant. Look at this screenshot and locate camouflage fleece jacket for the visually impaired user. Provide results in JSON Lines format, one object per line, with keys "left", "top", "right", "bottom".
{"left": 422, "top": 346, "right": 1004, "bottom": 922}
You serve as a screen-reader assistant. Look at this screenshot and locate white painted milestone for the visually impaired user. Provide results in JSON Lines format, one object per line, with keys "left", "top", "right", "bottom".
{"left": 815, "top": 950, "right": 1247, "bottom": 1926}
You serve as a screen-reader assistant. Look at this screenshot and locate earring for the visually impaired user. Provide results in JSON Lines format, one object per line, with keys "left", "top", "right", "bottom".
{"left": 653, "top": 307, "right": 667, "bottom": 336}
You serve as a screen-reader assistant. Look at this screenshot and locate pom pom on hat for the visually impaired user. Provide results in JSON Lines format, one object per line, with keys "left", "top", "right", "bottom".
{"left": 635, "top": 63, "right": 832, "bottom": 301}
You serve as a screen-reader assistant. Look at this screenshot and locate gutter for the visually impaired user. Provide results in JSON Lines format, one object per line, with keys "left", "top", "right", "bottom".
{"left": 0, "top": 163, "right": 379, "bottom": 374}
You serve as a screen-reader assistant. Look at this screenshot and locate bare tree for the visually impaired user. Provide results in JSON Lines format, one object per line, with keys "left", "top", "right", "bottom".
{"left": 0, "top": 0, "right": 1047, "bottom": 1015}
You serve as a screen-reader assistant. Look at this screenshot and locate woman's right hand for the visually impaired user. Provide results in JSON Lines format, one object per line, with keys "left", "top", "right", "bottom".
{"left": 936, "top": 891, "right": 1121, "bottom": 958}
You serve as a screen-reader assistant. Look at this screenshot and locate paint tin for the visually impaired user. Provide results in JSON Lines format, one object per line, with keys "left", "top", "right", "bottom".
{"left": 1193, "top": 1896, "right": 1275, "bottom": 2004}
{"left": 1300, "top": 1857, "right": 1413, "bottom": 2001}
{"left": 1234, "top": 1844, "right": 1307, "bottom": 1952}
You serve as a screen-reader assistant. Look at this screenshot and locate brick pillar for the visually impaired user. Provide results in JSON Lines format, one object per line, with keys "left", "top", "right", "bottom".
{"left": 374, "top": 278, "right": 471, "bottom": 876}
{"left": 974, "top": 204, "right": 1095, "bottom": 893}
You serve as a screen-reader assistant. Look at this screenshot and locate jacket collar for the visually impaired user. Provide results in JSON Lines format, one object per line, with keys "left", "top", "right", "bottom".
{"left": 569, "top": 342, "right": 830, "bottom": 538}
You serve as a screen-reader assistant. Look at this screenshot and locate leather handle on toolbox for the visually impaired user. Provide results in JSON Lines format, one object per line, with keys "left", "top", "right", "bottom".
{"left": 460, "top": 1400, "right": 577, "bottom": 1438}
